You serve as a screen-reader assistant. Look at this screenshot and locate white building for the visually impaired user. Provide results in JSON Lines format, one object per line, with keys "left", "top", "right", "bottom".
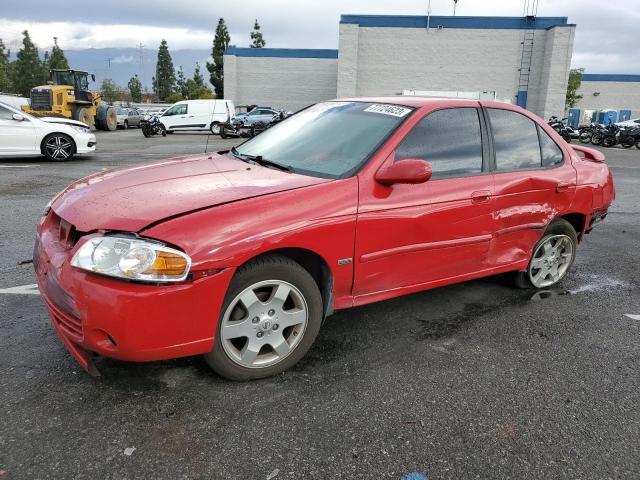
{"left": 224, "top": 14, "right": 577, "bottom": 119}
{"left": 572, "top": 74, "right": 640, "bottom": 125}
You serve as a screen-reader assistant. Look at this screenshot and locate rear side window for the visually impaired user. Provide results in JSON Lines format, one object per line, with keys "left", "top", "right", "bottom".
{"left": 488, "top": 108, "right": 541, "bottom": 170}
{"left": 395, "top": 108, "right": 483, "bottom": 178}
{"left": 538, "top": 126, "right": 564, "bottom": 167}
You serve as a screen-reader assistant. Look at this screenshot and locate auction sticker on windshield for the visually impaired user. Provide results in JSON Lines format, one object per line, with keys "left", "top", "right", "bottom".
{"left": 364, "top": 104, "right": 412, "bottom": 117}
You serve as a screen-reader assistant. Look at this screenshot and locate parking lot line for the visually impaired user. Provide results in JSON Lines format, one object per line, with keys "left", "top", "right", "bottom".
{"left": 0, "top": 165, "right": 41, "bottom": 168}
{"left": 0, "top": 284, "right": 40, "bottom": 295}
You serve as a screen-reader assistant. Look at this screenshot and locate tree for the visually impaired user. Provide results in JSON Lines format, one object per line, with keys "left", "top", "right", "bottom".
{"left": 250, "top": 19, "right": 266, "bottom": 48}
{"left": 155, "top": 39, "right": 176, "bottom": 101}
{"left": 176, "top": 65, "right": 188, "bottom": 98}
{"left": 12, "top": 30, "right": 47, "bottom": 97}
{"left": 128, "top": 75, "right": 142, "bottom": 103}
{"left": 193, "top": 62, "right": 204, "bottom": 87}
{"left": 207, "top": 18, "right": 230, "bottom": 98}
{"left": 100, "top": 78, "right": 121, "bottom": 103}
{"left": 48, "top": 37, "right": 70, "bottom": 70}
{"left": 0, "top": 38, "right": 12, "bottom": 92}
{"left": 565, "top": 68, "right": 584, "bottom": 110}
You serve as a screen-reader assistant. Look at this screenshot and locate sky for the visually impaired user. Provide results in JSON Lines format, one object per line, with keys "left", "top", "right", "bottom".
{"left": 1, "top": 0, "right": 638, "bottom": 75}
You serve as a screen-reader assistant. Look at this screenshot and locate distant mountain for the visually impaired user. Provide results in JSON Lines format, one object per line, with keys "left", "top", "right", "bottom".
{"left": 12, "top": 48, "right": 213, "bottom": 91}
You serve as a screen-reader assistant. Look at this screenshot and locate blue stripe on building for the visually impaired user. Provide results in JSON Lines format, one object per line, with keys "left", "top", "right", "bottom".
{"left": 339, "top": 15, "right": 571, "bottom": 30}
{"left": 582, "top": 74, "right": 640, "bottom": 83}
{"left": 225, "top": 47, "right": 338, "bottom": 59}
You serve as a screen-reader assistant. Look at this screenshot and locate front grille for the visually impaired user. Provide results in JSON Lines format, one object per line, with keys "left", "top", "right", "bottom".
{"left": 48, "top": 302, "right": 83, "bottom": 341}
{"left": 30, "top": 89, "right": 52, "bottom": 110}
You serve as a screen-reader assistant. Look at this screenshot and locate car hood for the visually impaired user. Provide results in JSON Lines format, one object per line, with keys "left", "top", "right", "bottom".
{"left": 40, "top": 117, "right": 90, "bottom": 128}
{"left": 52, "top": 153, "right": 331, "bottom": 232}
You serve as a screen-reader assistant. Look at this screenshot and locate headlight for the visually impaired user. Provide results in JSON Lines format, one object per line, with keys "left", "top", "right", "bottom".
{"left": 71, "top": 236, "right": 191, "bottom": 283}
{"left": 70, "top": 125, "right": 90, "bottom": 133}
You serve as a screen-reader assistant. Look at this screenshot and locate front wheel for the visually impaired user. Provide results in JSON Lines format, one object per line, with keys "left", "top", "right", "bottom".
{"left": 620, "top": 137, "right": 634, "bottom": 148}
{"left": 210, "top": 122, "right": 221, "bottom": 135}
{"left": 579, "top": 132, "right": 592, "bottom": 143}
{"left": 602, "top": 136, "right": 617, "bottom": 148}
{"left": 205, "top": 255, "right": 323, "bottom": 381}
{"left": 512, "top": 219, "right": 577, "bottom": 289}
{"left": 591, "top": 133, "right": 603, "bottom": 145}
{"left": 42, "top": 133, "right": 75, "bottom": 161}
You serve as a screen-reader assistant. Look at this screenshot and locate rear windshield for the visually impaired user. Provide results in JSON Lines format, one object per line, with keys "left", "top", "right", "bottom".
{"left": 234, "top": 101, "right": 414, "bottom": 178}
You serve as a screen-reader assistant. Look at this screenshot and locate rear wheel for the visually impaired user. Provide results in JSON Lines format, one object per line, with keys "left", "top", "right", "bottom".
{"left": 205, "top": 255, "right": 323, "bottom": 381}
{"left": 42, "top": 133, "right": 75, "bottom": 161}
{"left": 95, "top": 104, "right": 117, "bottom": 131}
{"left": 210, "top": 122, "right": 221, "bottom": 135}
{"left": 512, "top": 219, "right": 577, "bottom": 289}
{"left": 620, "top": 136, "right": 634, "bottom": 148}
{"left": 602, "top": 136, "right": 617, "bottom": 148}
{"left": 591, "top": 133, "right": 603, "bottom": 145}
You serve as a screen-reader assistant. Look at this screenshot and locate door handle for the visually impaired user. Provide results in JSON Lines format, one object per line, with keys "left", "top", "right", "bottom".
{"left": 556, "top": 181, "right": 574, "bottom": 193}
{"left": 471, "top": 190, "right": 491, "bottom": 204}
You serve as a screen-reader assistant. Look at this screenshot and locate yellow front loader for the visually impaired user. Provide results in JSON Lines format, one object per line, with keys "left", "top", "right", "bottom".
{"left": 22, "top": 69, "right": 117, "bottom": 131}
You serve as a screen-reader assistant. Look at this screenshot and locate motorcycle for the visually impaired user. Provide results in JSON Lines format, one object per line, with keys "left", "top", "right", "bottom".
{"left": 140, "top": 115, "right": 166, "bottom": 137}
{"left": 547, "top": 116, "right": 572, "bottom": 143}
{"left": 577, "top": 123, "right": 597, "bottom": 144}
{"left": 219, "top": 117, "right": 254, "bottom": 139}
{"left": 589, "top": 124, "right": 611, "bottom": 146}
{"left": 618, "top": 125, "right": 640, "bottom": 149}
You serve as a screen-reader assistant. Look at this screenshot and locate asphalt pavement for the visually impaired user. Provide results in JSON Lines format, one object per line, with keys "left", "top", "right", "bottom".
{"left": 1, "top": 129, "right": 639, "bottom": 479}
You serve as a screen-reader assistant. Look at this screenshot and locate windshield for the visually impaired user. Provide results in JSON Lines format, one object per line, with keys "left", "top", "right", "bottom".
{"left": 234, "top": 101, "right": 414, "bottom": 178}
{"left": 116, "top": 109, "right": 128, "bottom": 115}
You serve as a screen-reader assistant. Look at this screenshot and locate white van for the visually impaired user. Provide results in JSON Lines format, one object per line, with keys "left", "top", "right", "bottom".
{"left": 159, "top": 100, "right": 235, "bottom": 134}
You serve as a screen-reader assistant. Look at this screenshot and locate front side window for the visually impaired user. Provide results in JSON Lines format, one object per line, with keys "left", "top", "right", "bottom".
{"left": 488, "top": 108, "right": 541, "bottom": 171}
{"left": 538, "top": 126, "right": 564, "bottom": 167}
{"left": 0, "top": 105, "right": 14, "bottom": 120}
{"left": 395, "top": 108, "right": 483, "bottom": 178}
{"left": 235, "top": 101, "right": 413, "bottom": 178}
{"left": 163, "top": 104, "right": 187, "bottom": 116}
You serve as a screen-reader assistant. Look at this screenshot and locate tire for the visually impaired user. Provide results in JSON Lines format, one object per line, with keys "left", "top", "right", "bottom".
{"left": 142, "top": 125, "right": 152, "bottom": 138}
{"left": 41, "top": 133, "right": 75, "bottom": 161}
{"left": 205, "top": 255, "right": 323, "bottom": 381}
{"left": 123, "top": 120, "right": 128, "bottom": 130}
{"left": 636, "top": 139, "right": 640, "bottom": 150}
{"left": 95, "top": 104, "right": 117, "bottom": 131}
{"left": 210, "top": 122, "right": 221, "bottom": 135}
{"left": 512, "top": 218, "right": 578, "bottom": 289}
{"left": 220, "top": 126, "right": 228, "bottom": 139}
{"left": 591, "top": 133, "right": 603, "bottom": 145}
{"left": 602, "top": 136, "right": 616, "bottom": 148}
{"left": 620, "top": 137, "right": 634, "bottom": 148}
{"left": 73, "top": 107, "right": 93, "bottom": 127}
{"left": 579, "top": 132, "right": 592, "bottom": 144}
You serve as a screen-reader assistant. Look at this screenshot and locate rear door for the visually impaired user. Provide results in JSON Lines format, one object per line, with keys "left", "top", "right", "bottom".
{"left": 483, "top": 105, "right": 576, "bottom": 267}
{"left": 354, "top": 104, "right": 495, "bottom": 301}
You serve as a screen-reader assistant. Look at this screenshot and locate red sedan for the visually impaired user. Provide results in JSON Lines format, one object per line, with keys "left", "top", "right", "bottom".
{"left": 34, "top": 98, "right": 615, "bottom": 380}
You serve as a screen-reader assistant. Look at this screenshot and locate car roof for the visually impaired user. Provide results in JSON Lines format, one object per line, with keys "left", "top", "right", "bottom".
{"left": 334, "top": 96, "right": 486, "bottom": 108}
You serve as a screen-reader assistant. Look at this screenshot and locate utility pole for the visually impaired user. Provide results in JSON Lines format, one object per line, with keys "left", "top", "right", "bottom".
{"left": 426, "top": 0, "right": 432, "bottom": 31}
{"left": 453, "top": 0, "right": 459, "bottom": 16}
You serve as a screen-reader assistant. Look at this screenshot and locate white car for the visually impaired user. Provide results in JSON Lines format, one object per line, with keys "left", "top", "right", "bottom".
{"left": 616, "top": 118, "right": 640, "bottom": 128}
{"left": 159, "top": 99, "right": 235, "bottom": 134}
{"left": 0, "top": 102, "right": 96, "bottom": 161}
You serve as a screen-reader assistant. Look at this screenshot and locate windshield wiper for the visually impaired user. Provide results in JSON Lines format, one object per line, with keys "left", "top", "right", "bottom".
{"left": 230, "top": 147, "right": 292, "bottom": 172}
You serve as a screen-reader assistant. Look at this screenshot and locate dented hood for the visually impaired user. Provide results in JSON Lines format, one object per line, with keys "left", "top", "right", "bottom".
{"left": 52, "top": 153, "right": 330, "bottom": 232}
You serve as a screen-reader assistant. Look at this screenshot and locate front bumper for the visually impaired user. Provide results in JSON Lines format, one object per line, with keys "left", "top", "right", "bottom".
{"left": 34, "top": 211, "right": 235, "bottom": 372}
{"left": 75, "top": 132, "right": 97, "bottom": 154}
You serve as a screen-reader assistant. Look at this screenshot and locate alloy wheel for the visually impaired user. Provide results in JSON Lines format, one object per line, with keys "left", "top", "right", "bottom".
{"left": 45, "top": 136, "right": 73, "bottom": 160}
{"left": 528, "top": 234, "right": 574, "bottom": 288}
{"left": 220, "top": 280, "right": 308, "bottom": 368}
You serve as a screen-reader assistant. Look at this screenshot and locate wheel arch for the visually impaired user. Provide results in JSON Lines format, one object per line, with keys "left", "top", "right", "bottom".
{"left": 237, "top": 247, "right": 335, "bottom": 318}
{"left": 558, "top": 212, "right": 586, "bottom": 240}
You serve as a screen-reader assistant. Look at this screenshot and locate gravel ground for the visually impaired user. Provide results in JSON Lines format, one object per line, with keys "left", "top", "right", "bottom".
{"left": 0, "top": 129, "right": 639, "bottom": 479}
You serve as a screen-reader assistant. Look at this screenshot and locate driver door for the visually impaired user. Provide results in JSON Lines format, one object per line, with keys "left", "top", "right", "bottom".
{"left": 0, "top": 106, "right": 36, "bottom": 154}
{"left": 354, "top": 105, "right": 494, "bottom": 302}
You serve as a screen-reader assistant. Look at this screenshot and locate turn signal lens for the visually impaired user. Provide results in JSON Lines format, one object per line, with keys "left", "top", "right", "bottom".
{"left": 145, "top": 251, "right": 189, "bottom": 276}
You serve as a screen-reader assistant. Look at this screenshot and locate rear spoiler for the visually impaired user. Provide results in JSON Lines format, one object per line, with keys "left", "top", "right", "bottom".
{"left": 570, "top": 145, "right": 605, "bottom": 163}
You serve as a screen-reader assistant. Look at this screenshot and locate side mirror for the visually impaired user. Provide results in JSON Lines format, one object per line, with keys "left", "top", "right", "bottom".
{"left": 91, "top": 74, "right": 96, "bottom": 82}
{"left": 12, "top": 113, "right": 25, "bottom": 122}
{"left": 375, "top": 158, "right": 432, "bottom": 186}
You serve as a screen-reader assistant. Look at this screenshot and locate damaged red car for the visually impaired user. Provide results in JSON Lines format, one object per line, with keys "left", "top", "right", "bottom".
{"left": 34, "top": 98, "right": 615, "bottom": 380}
